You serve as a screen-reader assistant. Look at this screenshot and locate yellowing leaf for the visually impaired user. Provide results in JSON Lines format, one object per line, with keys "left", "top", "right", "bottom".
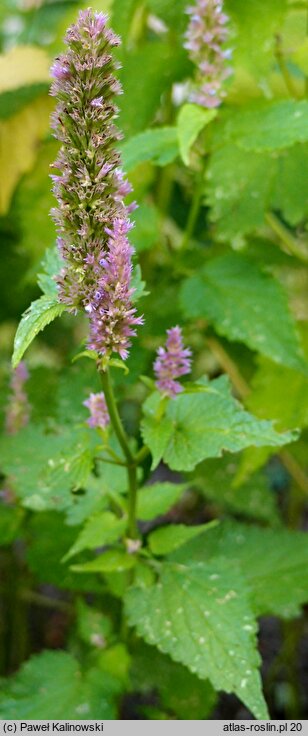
{"left": 0, "top": 95, "right": 53, "bottom": 213}
{"left": 0, "top": 45, "right": 50, "bottom": 93}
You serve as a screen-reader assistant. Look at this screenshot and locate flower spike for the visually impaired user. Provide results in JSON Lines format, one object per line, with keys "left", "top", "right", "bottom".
{"left": 50, "top": 8, "right": 142, "bottom": 360}
{"left": 154, "top": 326, "right": 192, "bottom": 398}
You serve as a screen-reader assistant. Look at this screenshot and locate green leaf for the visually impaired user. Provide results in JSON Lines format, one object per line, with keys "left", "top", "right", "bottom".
{"left": 110, "top": 0, "right": 139, "bottom": 41}
{"left": 37, "top": 246, "right": 63, "bottom": 297}
{"left": 131, "top": 264, "right": 149, "bottom": 303}
{"left": 0, "top": 426, "right": 96, "bottom": 512}
{"left": 137, "top": 482, "right": 188, "bottom": 521}
{"left": 76, "top": 599, "right": 113, "bottom": 648}
{"left": 225, "top": 0, "right": 288, "bottom": 76}
{"left": 206, "top": 140, "right": 308, "bottom": 236}
{"left": 132, "top": 642, "right": 217, "bottom": 719}
{"left": 177, "top": 104, "right": 217, "bottom": 165}
{"left": 219, "top": 101, "right": 308, "bottom": 153}
{"left": 147, "top": 0, "right": 188, "bottom": 28}
{"left": 271, "top": 143, "right": 308, "bottom": 225}
{"left": 63, "top": 511, "right": 126, "bottom": 561}
{"left": 142, "top": 376, "right": 297, "bottom": 472}
{"left": 12, "top": 296, "right": 66, "bottom": 368}
{"left": 195, "top": 456, "right": 280, "bottom": 525}
{"left": 25, "top": 512, "right": 100, "bottom": 593}
{"left": 118, "top": 40, "right": 188, "bottom": 137}
{"left": 125, "top": 559, "right": 268, "bottom": 719}
{"left": 148, "top": 522, "right": 218, "bottom": 555}
{"left": 246, "top": 353, "right": 308, "bottom": 432}
{"left": 180, "top": 253, "right": 306, "bottom": 372}
{"left": 0, "top": 83, "right": 50, "bottom": 120}
{"left": 0, "top": 651, "right": 118, "bottom": 719}
{"left": 130, "top": 202, "right": 160, "bottom": 252}
{"left": 13, "top": 140, "right": 59, "bottom": 262}
{"left": 171, "top": 520, "right": 308, "bottom": 619}
{"left": 121, "top": 127, "right": 178, "bottom": 171}
{"left": 0, "top": 505, "right": 24, "bottom": 546}
{"left": 72, "top": 549, "right": 137, "bottom": 573}
{"left": 206, "top": 144, "right": 275, "bottom": 239}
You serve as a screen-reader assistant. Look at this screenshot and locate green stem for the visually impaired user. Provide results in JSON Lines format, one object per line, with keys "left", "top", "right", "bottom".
{"left": 127, "top": 464, "right": 138, "bottom": 539}
{"left": 100, "top": 368, "right": 134, "bottom": 465}
{"left": 180, "top": 165, "right": 205, "bottom": 250}
{"left": 100, "top": 368, "right": 138, "bottom": 538}
{"left": 266, "top": 212, "right": 308, "bottom": 263}
{"left": 134, "top": 445, "right": 150, "bottom": 465}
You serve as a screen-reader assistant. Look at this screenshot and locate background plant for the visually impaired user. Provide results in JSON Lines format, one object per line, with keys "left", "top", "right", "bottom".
{"left": 0, "top": 0, "right": 308, "bottom": 720}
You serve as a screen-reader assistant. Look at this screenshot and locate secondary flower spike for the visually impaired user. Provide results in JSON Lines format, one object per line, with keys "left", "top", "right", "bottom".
{"left": 154, "top": 326, "right": 192, "bottom": 398}
{"left": 50, "top": 9, "right": 142, "bottom": 360}
{"left": 184, "top": 0, "right": 232, "bottom": 108}
{"left": 83, "top": 392, "right": 110, "bottom": 430}
{"left": 5, "top": 362, "right": 30, "bottom": 435}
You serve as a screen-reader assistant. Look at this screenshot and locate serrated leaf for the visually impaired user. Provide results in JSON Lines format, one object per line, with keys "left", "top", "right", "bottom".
{"left": 125, "top": 559, "right": 268, "bottom": 719}
{"left": 177, "top": 104, "right": 217, "bottom": 165}
{"left": 171, "top": 520, "right": 308, "bottom": 619}
{"left": 63, "top": 511, "right": 126, "bottom": 561}
{"left": 121, "top": 127, "right": 178, "bottom": 171}
{"left": 137, "top": 482, "right": 188, "bottom": 521}
{"left": 220, "top": 101, "right": 308, "bottom": 152}
{"left": 180, "top": 253, "right": 306, "bottom": 372}
{"left": 12, "top": 296, "right": 66, "bottom": 368}
{"left": 148, "top": 522, "right": 218, "bottom": 555}
{"left": 142, "top": 376, "right": 297, "bottom": 472}
{"left": 72, "top": 549, "right": 136, "bottom": 573}
{"left": 0, "top": 651, "right": 118, "bottom": 719}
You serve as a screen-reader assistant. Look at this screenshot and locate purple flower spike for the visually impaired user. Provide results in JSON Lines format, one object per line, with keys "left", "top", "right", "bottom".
{"left": 83, "top": 392, "right": 110, "bottom": 430}
{"left": 50, "top": 8, "right": 142, "bottom": 360}
{"left": 184, "top": 0, "right": 232, "bottom": 108}
{"left": 89, "top": 218, "right": 144, "bottom": 360}
{"left": 5, "top": 362, "right": 30, "bottom": 435}
{"left": 154, "top": 326, "right": 192, "bottom": 398}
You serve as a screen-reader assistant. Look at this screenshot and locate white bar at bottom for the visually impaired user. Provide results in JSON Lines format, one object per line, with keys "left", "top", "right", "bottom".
{"left": 0, "top": 721, "right": 307, "bottom": 736}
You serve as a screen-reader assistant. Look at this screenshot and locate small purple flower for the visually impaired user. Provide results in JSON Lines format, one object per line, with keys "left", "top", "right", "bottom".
{"left": 154, "top": 327, "right": 192, "bottom": 398}
{"left": 184, "top": 0, "right": 232, "bottom": 108}
{"left": 5, "top": 362, "right": 30, "bottom": 435}
{"left": 50, "top": 8, "right": 142, "bottom": 361}
{"left": 83, "top": 392, "right": 109, "bottom": 430}
{"left": 88, "top": 218, "right": 144, "bottom": 360}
